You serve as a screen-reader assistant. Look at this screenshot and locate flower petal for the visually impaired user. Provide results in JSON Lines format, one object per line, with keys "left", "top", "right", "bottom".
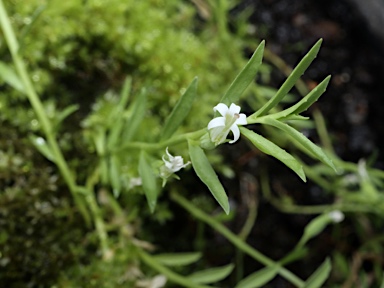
{"left": 165, "top": 147, "right": 173, "bottom": 160}
{"left": 208, "top": 117, "right": 226, "bottom": 130}
{"left": 236, "top": 113, "right": 247, "bottom": 125}
{"left": 213, "top": 103, "right": 229, "bottom": 116}
{"left": 162, "top": 156, "right": 173, "bottom": 169}
{"left": 229, "top": 124, "right": 240, "bottom": 144}
{"left": 229, "top": 103, "right": 241, "bottom": 115}
{"left": 209, "top": 126, "right": 227, "bottom": 145}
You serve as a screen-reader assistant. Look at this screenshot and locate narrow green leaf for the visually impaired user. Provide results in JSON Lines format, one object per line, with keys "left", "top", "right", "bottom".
{"left": 188, "top": 263, "right": 234, "bottom": 284}
{"left": 188, "top": 140, "right": 230, "bottom": 214}
{"left": 108, "top": 78, "right": 132, "bottom": 148}
{"left": 29, "top": 135, "right": 55, "bottom": 162}
{"left": 279, "top": 114, "right": 310, "bottom": 122}
{"left": 124, "top": 89, "right": 147, "bottom": 142}
{"left": 272, "top": 76, "right": 331, "bottom": 119}
{"left": 279, "top": 247, "right": 308, "bottom": 266}
{"left": 240, "top": 127, "right": 306, "bottom": 181}
{"left": 251, "top": 39, "right": 323, "bottom": 118}
{"left": 55, "top": 104, "right": 79, "bottom": 126}
{"left": 0, "top": 61, "right": 25, "bottom": 92}
{"left": 220, "top": 41, "right": 265, "bottom": 105}
{"left": 120, "top": 77, "right": 132, "bottom": 107}
{"left": 297, "top": 214, "right": 331, "bottom": 248}
{"left": 153, "top": 252, "right": 202, "bottom": 266}
{"left": 0, "top": 1, "right": 19, "bottom": 55}
{"left": 109, "top": 155, "right": 121, "bottom": 197}
{"left": 236, "top": 265, "right": 279, "bottom": 288}
{"left": 261, "top": 117, "right": 336, "bottom": 171}
{"left": 161, "top": 77, "right": 198, "bottom": 140}
{"left": 303, "top": 258, "right": 331, "bottom": 288}
{"left": 138, "top": 151, "right": 159, "bottom": 212}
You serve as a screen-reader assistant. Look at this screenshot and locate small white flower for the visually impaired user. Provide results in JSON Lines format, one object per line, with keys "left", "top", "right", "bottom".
{"left": 207, "top": 103, "right": 247, "bottom": 145}
{"left": 136, "top": 274, "right": 167, "bottom": 288}
{"left": 328, "top": 210, "right": 345, "bottom": 223}
{"left": 160, "top": 147, "right": 190, "bottom": 180}
{"left": 129, "top": 177, "right": 142, "bottom": 189}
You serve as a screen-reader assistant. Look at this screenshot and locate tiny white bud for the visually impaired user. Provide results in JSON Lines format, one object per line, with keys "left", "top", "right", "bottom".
{"left": 328, "top": 210, "right": 345, "bottom": 223}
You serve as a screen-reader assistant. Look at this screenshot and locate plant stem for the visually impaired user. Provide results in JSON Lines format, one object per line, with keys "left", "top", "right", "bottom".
{"left": 116, "top": 128, "right": 207, "bottom": 152}
{"left": 312, "top": 108, "right": 335, "bottom": 154}
{"left": 170, "top": 190, "right": 305, "bottom": 287}
{"left": 0, "top": 0, "right": 87, "bottom": 216}
{"left": 0, "top": 0, "right": 110, "bottom": 256}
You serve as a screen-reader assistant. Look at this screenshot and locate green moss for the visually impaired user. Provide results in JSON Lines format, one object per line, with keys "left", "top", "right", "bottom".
{"left": 0, "top": 0, "right": 248, "bottom": 285}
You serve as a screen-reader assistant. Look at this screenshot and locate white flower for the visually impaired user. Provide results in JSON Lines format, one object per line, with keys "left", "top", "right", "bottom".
{"left": 207, "top": 103, "right": 247, "bottom": 145}
{"left": 129, "top": 177, "right": 142, "bottom": 189}
{"left": 328, "top": 210, "right": 345, "bottom": 223}
{"left": 136, "top": 275, "right": 167, "bottom": 288}
{"left": 160, "top": 147, "right": 190, "bottom": 180}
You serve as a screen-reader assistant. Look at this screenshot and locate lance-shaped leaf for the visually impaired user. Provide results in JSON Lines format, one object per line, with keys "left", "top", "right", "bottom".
{"left": 236, "top": 265, "right": 280, "bottom": 288}
{"left": 272, "top": 76, "right": 331, "bottom": 119}
{"left": 124, "top": 88, "right": 147, "bottom": 142}
{"left": 303, "top": 258, "right": 331, "bottom": 288}
{"left": 250, "top": 39, "right": 323, "bottom": 119}
{"left": 29, "top": 135, "right": 55, "bottom": 162}
{"left": 240, "top": 127, "right": 306, "bottom": 181}
{"left": 261, "top": 117, "right": 336, "bottom": 171}
{"left": 138, "top": 151, "right": 159, "bottom": 212}
{"left": 220, "top": 41, "right": 265, "bottom": 105}
{"left": 153, "top": 252, "right": 202, "bottom": 266}
{"left": 0, "top": 61, "right": 25, "bottom": 92}
{"left": 161, "top": 77, "right": 197, "bottom": 140}
{"left": 188, "top": 140, "right": 230, "bottom": 214}
{"left": 109, "top": 155, "right": 121, "bottom": 198}
{"left": 296, "top": 213, "right": 333, "bottom": 249}
{"left": 108, "top": 77, "right": 131, "bottom": 148}
{"left": 187, "top": 263, "right": 234, "bottom": 284}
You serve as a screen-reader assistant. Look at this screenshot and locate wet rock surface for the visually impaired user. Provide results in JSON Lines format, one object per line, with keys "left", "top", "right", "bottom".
{"left": 245, "top": 0, "right": 384, "bottom": 165}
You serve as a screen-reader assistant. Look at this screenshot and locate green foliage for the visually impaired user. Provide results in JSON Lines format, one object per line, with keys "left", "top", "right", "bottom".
{"left": 2, "top": 0, "right": 384, "bottom": 287}
{"left": 188, "top": 139, "right": 230, "bottom": 214}
{"left": 139, "top": 150, "right": 160, "bottom": 213}
{"left": 303, "top": 258, "right": 332, "bottom": 288}
{"left": 235, "top": 266, "right": 280, "bottom": 288}
{"left": 240, "top": 126, "right": 306, "bottom": 181}
{"left": 187, "top": 263, "right": 234, "bottom": 284}
{"left": 220, "top": 40, "right": 265, "bottom": 105}
{"left": 161, "top": 77, "right": 198, "bottom": 140}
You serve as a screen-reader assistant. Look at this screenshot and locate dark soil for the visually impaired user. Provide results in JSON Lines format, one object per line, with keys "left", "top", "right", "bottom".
{"left": 229, "top": 0, "right": 384, "bottom": 286}
{"left": 151, "top": 1, "right": 384, "bottom": 286}
{"left": 246, "top": 0, "right": 384, "bottom": 165}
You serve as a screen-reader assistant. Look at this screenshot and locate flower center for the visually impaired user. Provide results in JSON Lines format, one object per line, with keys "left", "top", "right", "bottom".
{"left": 225, "top": 112, "right": 239, "bottom": 129}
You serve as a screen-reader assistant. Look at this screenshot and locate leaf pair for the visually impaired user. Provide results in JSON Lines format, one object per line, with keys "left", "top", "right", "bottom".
{"left": 153, "top": 252, "right": 234, "bottom": 285}
{"left": 244, "top": 39, "right": 336, "bottom": 179}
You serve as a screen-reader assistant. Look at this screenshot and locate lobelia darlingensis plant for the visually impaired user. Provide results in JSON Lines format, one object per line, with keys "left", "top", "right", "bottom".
{"left": 142, "top": 39, "right": 336, "bottom": 214}
{"left": 0, "top": 0, "right": 344, "bottom": 285}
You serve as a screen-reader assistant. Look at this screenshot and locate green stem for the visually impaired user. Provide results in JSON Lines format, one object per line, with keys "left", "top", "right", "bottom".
{"left": 312, "top": 108, "right": 335, "bottom": 154}
{"left": 0, "top": 0, "right": 86, "bottom": 214}
{"left": 85, "top": 190, "right": 110, "bottom": 258}
{"left": 260, "top": 162, "right": 382, "bottom": 215}
{"left": 85, "top": 169, "right": 111, "bottom": 259}
{"left": 137, "top": 248, "right": 211, "bottom": 288}
{"left": 116, "top": 128, "right": 206, "bottom": 152}
{"left": 170, "top": 190, "right": 305, "bottom": 287}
